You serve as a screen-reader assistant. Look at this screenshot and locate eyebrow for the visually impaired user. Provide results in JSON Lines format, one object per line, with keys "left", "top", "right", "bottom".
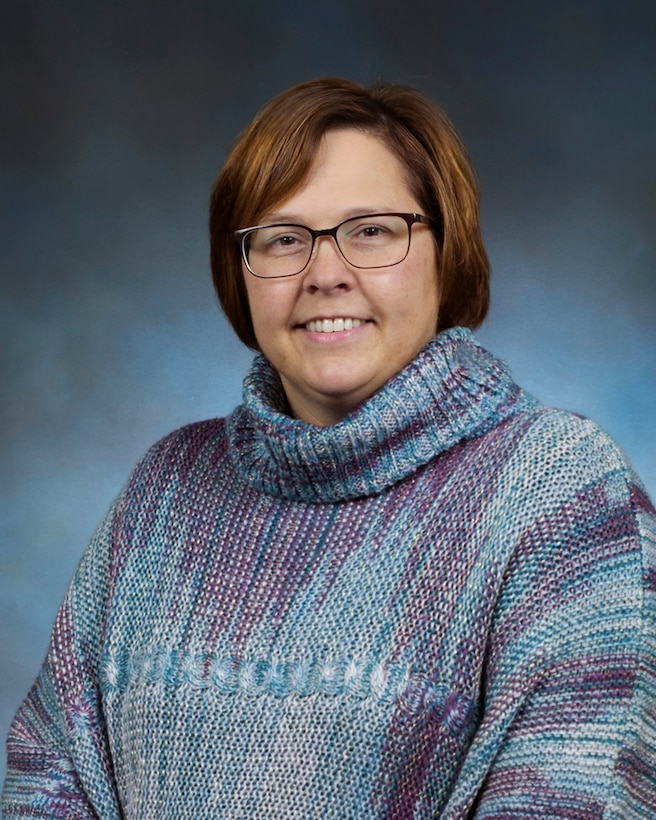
{"left": 257, "top": 207, "right": 398, "bottom": 226}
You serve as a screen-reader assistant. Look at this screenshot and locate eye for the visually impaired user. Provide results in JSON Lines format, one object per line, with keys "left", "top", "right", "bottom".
{"left": 273, "top": 234, "right": 298, "bottom": 246}
{"left": 344, "top": 222, "right": 388, "bottom": 242}
{"left": 267, "top": 232, "right": 302, "bottom": 249}
{"left": 343, "top": 217, "right": 400, "bottom": 245}
{"left": 251, "top": 227, "right": 311, "bottom": 256}
{"left": 358, "top": 225, "right": 388, "bottom": 238}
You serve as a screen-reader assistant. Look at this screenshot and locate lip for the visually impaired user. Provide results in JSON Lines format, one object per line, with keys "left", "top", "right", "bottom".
{"left": 297, "top": 317, "right": 371, "bottom": 340}
{"left": 298, "top": 316, "right": 368, "bottom": 327}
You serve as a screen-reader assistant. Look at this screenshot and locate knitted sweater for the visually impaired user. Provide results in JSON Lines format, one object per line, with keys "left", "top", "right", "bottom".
{"left": 4, "top": 328, "right": 656, "bottom": 819}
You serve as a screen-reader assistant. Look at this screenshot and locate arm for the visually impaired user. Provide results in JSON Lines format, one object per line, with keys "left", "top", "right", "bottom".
{"left": 445, "top": 419, "right": 656, "bottom": 818}
{"left": 3, "top": 502, "right": 123, "bottom": 819}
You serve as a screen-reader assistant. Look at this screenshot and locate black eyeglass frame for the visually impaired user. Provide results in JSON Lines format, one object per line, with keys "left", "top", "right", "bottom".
{"left": 234, "top": 212, "right": 437, "bottom": 279}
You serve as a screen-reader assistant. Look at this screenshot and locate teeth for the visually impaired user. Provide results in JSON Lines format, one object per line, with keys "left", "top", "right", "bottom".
{"left": 306, "top": 318, "right": 363, "bottom": 333}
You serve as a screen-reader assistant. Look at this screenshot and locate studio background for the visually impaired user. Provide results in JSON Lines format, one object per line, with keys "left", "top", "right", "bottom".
{"left": 2, "top": 0, "right": 654, "bottom": 782}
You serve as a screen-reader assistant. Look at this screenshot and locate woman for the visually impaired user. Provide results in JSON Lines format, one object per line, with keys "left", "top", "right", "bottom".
{"left": 4, "top": 77, "right": 656, "bottom": 818}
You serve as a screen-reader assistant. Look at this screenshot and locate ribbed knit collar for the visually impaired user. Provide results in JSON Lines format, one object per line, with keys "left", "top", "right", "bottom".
{"left": 226, "top": 327, "right": 535, "bottom": 503}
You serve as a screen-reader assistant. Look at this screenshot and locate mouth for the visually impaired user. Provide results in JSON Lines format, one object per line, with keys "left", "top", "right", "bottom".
{"left": 304, "top": 318, "right": 365, "bottom": 333}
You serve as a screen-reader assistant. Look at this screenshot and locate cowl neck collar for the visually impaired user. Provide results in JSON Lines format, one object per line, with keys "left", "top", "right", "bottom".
{"left": 226, "top": 328, "right": 534, "bottom": 503}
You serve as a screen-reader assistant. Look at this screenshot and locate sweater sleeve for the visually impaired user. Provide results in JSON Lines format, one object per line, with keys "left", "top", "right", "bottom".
{"left": 2, "top": 500, "right": 123, "bottom": 819}
{"left": 444, "top": 417, "right": 656, "bottom": 818}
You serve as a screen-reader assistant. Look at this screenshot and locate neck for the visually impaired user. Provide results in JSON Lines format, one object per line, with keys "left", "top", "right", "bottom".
{"left": 228, "top": 328, "right": 536, "bottom": 503}
{"left": 280, "top": 376, "right": 369, "bottom": 426}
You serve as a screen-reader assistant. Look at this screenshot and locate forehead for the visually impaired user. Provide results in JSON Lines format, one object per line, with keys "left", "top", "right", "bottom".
{"left": 262, "top": 128, "right": 419, "bottom": 225}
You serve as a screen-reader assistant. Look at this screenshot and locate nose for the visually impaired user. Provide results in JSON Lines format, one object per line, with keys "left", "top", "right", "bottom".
{"left": 302, "top": 235, "right": 355, "bottom": 292}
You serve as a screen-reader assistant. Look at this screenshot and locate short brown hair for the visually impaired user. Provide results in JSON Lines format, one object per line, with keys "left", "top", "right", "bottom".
{"left": 210, "top": 77, "right": 489, "bottom": 350}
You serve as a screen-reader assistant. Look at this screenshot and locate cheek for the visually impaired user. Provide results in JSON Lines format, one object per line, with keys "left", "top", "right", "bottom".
{"left": 409, "top": 248, "right": 441, "bottom": 325}
{"left": 242, "top": 272, "right": 270, "bottom": 347}
{"left": 244, "top": 274, "right": 298, "bottom": 351}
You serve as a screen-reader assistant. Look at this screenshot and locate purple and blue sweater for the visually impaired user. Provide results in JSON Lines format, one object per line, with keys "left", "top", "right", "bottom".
{"left": 4, "top": 328, "right": 656, "bottom": 818}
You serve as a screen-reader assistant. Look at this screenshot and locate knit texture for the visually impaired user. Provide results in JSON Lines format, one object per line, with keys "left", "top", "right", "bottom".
{"left": 3, "top": 327, "right": 656, "bottom": 818}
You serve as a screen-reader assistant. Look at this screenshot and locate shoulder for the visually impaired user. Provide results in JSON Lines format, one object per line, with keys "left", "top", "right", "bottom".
{"left": 120, "top": 418, "right": 231, "bottom": 504}
{"left": 506, "top": 404, "right": 645, "bottom": 490}
{"left": 104, "top": 418, "right": 234, "bottom": 567}
{"left": 457, "top": 399, "right": 644, "bottom": 507}
{"left": 487, "top": 407, "right": 653, "bottom": 649}
{"left": 497, "top": 407, "right": 655, "bottom": 609}
{"left": 138, "top": 417, "right": 228, "bottom": 467}
{"left": 483, "top": 405, "right": 654, "bottom": 568}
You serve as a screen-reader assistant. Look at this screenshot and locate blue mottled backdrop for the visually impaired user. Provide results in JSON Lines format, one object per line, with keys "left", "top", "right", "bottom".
{"left": 1, "top": 0, "right": 655, "bottom": 782}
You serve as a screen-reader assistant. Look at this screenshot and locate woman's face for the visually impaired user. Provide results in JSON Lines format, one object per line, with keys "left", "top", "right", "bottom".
{"left": 243, "top": 128, "right": 440, "bottom": 426}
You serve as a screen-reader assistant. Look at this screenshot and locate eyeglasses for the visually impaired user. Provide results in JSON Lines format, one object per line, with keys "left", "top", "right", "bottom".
{"left": 234, "top": 212, "right": 436, "bottom": 279}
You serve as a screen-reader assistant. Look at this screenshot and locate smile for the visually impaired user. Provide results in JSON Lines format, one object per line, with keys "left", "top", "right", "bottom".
{"left": 305, "top": 318, "right": 364, "bottom": 333}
